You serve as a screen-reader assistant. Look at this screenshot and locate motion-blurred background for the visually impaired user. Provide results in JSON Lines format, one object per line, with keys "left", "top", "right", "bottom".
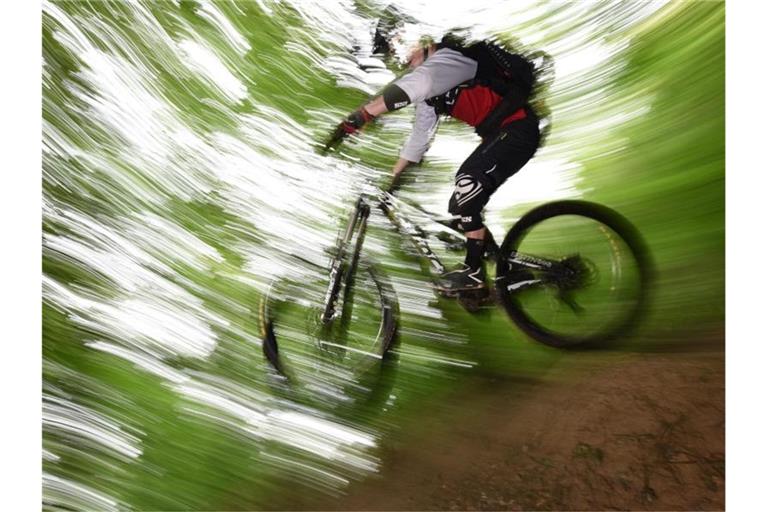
{"left": 42, "top": 1, "right": 723, "bottom": 510}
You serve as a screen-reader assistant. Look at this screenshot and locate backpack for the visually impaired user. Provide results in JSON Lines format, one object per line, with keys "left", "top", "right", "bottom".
{"left": 465, "top": 41, "right": 536, "bottom": 98}
{"left": 437, "top": 37, "right": 536, "bottom": 96}
{"left": 434, "top": 37, "right": 538, "bottom": 138}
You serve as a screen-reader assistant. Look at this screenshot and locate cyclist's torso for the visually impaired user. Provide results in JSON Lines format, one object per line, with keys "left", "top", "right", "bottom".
{"left": 393, "top": 44, "right": 528, "bottom": 129}
{"left": 424, "top": 42, "right": 528, "bottom": 128}
{"left": 428, "top": 81, "right": 527, "bottom": 127}
{"left": 393, "top": 42, "right": 533, "bottom": 163}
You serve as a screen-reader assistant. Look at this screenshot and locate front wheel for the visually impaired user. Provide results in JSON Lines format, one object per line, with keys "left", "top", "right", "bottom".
{"left": 259, "top": 260, "right": 398, "bottom": 408}
{"left": 495, "top": 200, "right": 653, "bottom": 347}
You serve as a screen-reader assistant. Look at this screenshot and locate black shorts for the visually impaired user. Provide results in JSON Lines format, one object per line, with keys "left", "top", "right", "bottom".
{"left": 448, "top": 110, "right": 541, "bottom": 231}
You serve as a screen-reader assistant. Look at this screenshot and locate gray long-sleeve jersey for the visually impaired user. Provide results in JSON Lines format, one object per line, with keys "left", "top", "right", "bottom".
{"left": 394, "top": 48, "right": 478, "bottom": 163}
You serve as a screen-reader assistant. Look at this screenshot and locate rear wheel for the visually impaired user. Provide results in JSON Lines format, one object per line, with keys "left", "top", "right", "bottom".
{"left": 495, "top": 200, "right": 652, "bottom": 347}
{"left": 259, "top": 261, "right": 398, "bottom": 408}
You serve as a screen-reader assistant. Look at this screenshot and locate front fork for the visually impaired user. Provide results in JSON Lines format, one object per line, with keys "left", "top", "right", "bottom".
{"left": 321, "top": 198, "right": 370, "bottom": 324}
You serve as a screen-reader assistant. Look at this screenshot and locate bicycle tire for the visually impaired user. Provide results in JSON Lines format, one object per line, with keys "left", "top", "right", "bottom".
{"left": 495, "top": 200, "right": 653, "bottom": 347}
{"left": 259, "top": 259, "right": 398, "bottom": 408}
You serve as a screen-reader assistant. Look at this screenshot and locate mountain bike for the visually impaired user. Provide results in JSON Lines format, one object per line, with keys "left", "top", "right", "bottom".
{"left": 258, "top": 182, "right": 652, "bottom": 405}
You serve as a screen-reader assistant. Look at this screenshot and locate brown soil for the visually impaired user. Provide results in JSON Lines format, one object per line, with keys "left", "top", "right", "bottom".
{"left": 298, "top": 333, "right": 725, "bottom": 511}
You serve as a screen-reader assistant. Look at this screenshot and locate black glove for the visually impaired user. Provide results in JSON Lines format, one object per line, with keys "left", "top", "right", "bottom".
{"left": 323, "top": 108, "right": 375, "bottom": 152}
{"left": 386, "top": 173, "right": 403, "bottom": 194}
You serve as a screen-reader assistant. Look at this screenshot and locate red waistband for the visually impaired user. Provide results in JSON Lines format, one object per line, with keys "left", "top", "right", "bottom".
{"left": 500, "top": 107, "right": 527, "bottom": 127}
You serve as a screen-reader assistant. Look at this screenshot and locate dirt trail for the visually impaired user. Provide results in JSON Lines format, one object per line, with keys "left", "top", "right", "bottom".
{"left": 299, "top": 334, "right": 724, "bottom": 511}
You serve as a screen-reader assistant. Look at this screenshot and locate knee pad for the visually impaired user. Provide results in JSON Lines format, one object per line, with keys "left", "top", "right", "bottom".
{"left": 451, "top": 212, "right": 484, "bottom": 232}
{"left": 448, "top": 173, "right": 489, "bottom": 232}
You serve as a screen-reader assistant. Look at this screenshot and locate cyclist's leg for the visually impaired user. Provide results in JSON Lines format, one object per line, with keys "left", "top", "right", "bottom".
{"left": 450, "top": 113, "right": 541, "bottom": 234}
{"left": 438, "top": 115, "right": 540, "bottom": 291}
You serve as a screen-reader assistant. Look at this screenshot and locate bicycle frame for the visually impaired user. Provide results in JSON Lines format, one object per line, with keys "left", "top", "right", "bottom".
{"left": 378, "top": 192, "right": 571, "bottom": 292}
{"left": 319, "top": 190, "right": 574, "bottom": 321}
{"left": 378, "top": 193, "right": 448, "bottom": 276}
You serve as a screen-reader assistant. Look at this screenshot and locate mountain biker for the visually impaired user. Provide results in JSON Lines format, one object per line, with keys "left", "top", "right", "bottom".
{"left": 330, "top": 34, "right": 542, "bottom": 294}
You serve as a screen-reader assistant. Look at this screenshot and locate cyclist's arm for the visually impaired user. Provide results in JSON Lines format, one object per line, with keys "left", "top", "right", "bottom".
{"left": 333, "top": 49, "right": 472, "bottom": 151}
{"left": 363, "top": 48, "right": 476, "bottom": 116}
{"left": 362, "top": 96, "right": 389, "bottom": 116}
{"left": 358, "top": 98, "right": 423, "bottom": 176}
{"left": 387, "top": 157, "right": 412, "bottom": 193}
{"left": 392, "top": 158, "right": 412, "bottom": 176}
{"left": 399, "top": 101, "right": 439, "bottom": 165}
{"left": 390, "top": 102, "right": 439, "bottom": 194}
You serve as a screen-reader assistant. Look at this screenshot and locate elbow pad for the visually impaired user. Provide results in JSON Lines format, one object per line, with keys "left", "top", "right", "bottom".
{"left": 383, "top": 84, "right": 411, "bottom": 111}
